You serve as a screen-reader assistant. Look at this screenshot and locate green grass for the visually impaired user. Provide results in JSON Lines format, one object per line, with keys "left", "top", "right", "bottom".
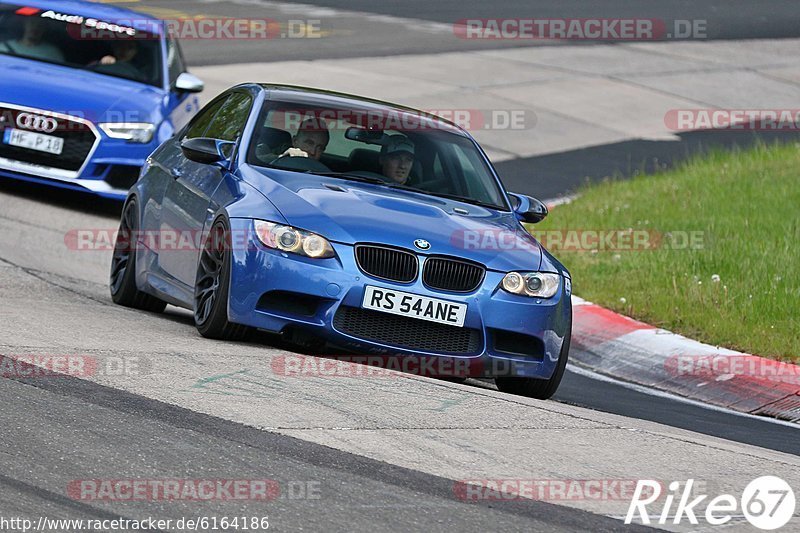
{"left": 528, "top": 142, "right": 800, "bottom": 361}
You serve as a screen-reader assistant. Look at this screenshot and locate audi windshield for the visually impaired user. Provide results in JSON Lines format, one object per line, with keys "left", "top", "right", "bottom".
{"left": 247, "top": 101, "right": 510, "bottom": 211}
{"left": 0, "top": 3, "right": 163, "bottom": 87}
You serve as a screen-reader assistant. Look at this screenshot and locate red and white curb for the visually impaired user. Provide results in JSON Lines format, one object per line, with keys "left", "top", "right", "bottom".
{"left": 544, "top": 195, "right": 576, "bottom": 210}
{"left": 569, "top": 296, "right": 800, "bottom": 423}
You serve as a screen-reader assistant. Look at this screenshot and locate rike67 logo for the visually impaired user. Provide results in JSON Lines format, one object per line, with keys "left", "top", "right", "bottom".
{"left": 626, "top": 476, "right": 796, "bottom": 530}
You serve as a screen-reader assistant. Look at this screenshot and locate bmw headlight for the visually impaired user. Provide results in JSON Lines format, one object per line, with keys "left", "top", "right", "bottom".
{"left": 501, "top": 272, "right": 561, "bottom": 298}
{"left": 99, "top": 123, "right": 155, "bottom": 143}
{"left": 253, "top": 220, "right": 335, "bottom": 259}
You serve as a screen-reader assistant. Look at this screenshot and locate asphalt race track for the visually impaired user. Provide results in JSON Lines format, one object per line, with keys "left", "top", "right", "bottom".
{"left": 1, "top": 0, "right": 799, "bottom": 531}
{"left": 2, "top": 180, "right": 798, "bottom": 530}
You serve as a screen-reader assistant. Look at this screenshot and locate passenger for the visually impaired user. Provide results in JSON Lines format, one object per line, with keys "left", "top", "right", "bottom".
{"left": 379, "top": 135, "right": 415, "bottom": 184}
{"left": 0, "top": 17, "right": 64, "bottom": 62}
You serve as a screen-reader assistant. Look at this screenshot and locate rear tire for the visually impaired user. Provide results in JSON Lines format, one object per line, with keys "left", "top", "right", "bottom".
{"left": 193, "top": 218, "right": 251, "bottom": 341}
{"left": 109, "top": 199, "right": 167, "bottom": 313}
{"left": 495, "top": 321, "right": 571, "bottom": 400}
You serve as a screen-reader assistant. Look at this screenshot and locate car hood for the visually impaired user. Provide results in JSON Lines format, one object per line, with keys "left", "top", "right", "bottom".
{"left": 0, "top": 55, "right": 164, "bottom": 123}
{"left": 244, "top": 167, "right": 543, "bottom": 272}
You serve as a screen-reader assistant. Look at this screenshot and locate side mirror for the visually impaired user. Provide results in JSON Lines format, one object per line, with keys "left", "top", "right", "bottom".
{"left": 181, "top": 137, "right": 234, "bottom": 166}
{"left": 509, "top": 192, "right": 548, "bottom": 224}
{"left": 174, "top": 72, "right": 204, "bottom": 93}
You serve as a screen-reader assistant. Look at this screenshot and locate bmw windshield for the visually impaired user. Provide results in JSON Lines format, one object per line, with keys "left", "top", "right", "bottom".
{"left": 247, "top": 100, "right": 510, "bottom": 211}
{"left": 0, "top": 3, "right": 163, "bottom": 87}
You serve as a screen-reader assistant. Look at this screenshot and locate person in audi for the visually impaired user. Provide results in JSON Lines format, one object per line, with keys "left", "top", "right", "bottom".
{"left": 94, "top": 39, "right": 144, "bottom": 83}
{"left": 0, "top": 14, "right": 62, "bottom": 61}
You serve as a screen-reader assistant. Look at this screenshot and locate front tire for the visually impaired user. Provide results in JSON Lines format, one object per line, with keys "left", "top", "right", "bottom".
{"left": 109, "top": 199, "right": 167, "bottom": 313}
{"left": 495, "top": 323, "right": 571, "bottom": 400}
{"left": 193, "top": 218, "right": 251, "bottom": 341}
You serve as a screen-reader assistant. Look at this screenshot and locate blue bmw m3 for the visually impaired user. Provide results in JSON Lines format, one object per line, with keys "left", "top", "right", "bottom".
{"left": 110, "top": 84, "right": 572, "bottom": 399}
{"left": 0, "top": 0, "right": 203, "bottom": 199}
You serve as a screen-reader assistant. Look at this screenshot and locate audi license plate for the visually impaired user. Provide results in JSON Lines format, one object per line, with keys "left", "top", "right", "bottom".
{"left": 3, "top": 128, "right": 64, "bottom": 155}
{"left": 362, "top": 285, "right": 467, "bottom": 327}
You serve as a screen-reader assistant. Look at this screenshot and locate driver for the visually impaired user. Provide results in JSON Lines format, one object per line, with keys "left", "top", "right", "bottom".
{"left": 94, "top": 39, "right": 142, "bottom": 81}
{"left": 280, "top": 118, "right": 330, "bottom": 161}
{"left": 379, "top": 135, "right": 415, "bottom": 184}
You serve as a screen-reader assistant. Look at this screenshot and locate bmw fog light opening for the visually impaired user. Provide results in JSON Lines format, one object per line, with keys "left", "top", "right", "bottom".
{"left": 254, "top": 220, "right": 335, "bottom": 259}
{"left": 501, "top": 272, "right": 560, "bottom": 298}
{"left": 99, "top": 123, "right": 156, "bottom": 143}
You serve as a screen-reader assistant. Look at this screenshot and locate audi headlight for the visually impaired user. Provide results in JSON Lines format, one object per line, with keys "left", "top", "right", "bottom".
{"left": 501, "top": 272, "right": 561, "bottom": 298}
{"left": 254, "top": 220, "right": 335, "bottom": 259}
{"left": 99, "top": 123, "right": 155, "bottom": 143}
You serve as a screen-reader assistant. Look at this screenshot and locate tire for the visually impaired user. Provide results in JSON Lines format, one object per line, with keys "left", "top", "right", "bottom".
{"left": 495, "top": 321, "right": 571, "bottom": 400}
{"left": 193, "top": 217, "right": 251, "bottom": 341}
{"left": 109, "top": 198, "right": 167, "bottom": 313}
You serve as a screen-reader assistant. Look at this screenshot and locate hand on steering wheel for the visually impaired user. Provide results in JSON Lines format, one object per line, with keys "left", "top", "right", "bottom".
{"left": 279, "top": 147, "right": 309, "bottom": 158}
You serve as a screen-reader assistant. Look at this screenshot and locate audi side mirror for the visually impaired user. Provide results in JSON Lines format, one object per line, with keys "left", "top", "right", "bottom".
{"left": 174, "top": 72, "right": 205, "bottom": 93}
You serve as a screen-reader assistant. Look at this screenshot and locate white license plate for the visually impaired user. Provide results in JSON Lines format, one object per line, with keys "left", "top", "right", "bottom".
{"left": 362, "top": 285, "right": 467, "bottom": 327}
{"left": 3, "top": 128, "right": 64, "bottom": 155}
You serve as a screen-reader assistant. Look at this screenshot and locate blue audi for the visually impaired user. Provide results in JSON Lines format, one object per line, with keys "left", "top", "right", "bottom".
{"left": 0, "top": 0, "right": 203, "bottom": 199}
{"left": 110, "top": 84, "right": 573, "bottom": 399}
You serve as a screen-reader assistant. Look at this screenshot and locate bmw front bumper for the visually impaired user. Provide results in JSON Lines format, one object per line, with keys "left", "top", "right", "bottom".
{"left": 227, "top": 218, "right": 572, "bottom": 379}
